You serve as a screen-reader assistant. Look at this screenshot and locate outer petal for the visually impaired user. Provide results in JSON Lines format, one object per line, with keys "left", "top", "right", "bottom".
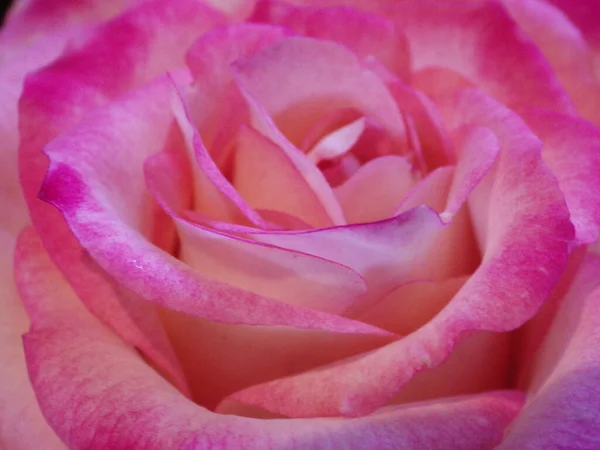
{"left": 19, "top": 0, "right": 227, "bottom": 394}
{"left": 386, "top": 0, "right": 576, "bottom": 114}
{"left": 499, "top": 254, "right": 600, "bottom": 448}
{"left": 543, "top": 0, "right": 600, "bottom": 79}
{"left": 251, "top": 1, "right": 411, "bottom": 82}
{"left": 521, "top": 110, "right": 600, "bottom": 245}
{"left": 16, "top": 227, "right": 524, "bottom": 450}
{"left": 503, "top": 0, "right": 600, "bottom": 125}
{"left": 0, "top": 230, "right": 65, "bottom": 450}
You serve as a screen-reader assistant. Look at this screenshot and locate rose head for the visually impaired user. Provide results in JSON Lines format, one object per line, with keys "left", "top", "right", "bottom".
{"left": 1, "top": 0, "right": 600, "bottom": 449}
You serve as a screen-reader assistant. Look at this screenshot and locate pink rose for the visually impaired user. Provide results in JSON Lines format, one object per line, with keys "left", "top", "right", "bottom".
{"left": 2, "top": 0, "right": 600, "bottom": 448}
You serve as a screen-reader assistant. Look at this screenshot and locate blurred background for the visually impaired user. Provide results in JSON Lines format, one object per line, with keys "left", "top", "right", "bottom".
{"left": 1, "top": 1, "right": 12, "bottom": 25}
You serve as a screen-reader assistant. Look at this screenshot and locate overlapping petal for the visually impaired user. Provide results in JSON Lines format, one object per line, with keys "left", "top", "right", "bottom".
{"left": 217, "top": 89, "right": 572, "bottom": 419}
{"left": 17, "top": 226, "right": 523, "bottom": 450}
{"left": 503, "top": 0, "right": 600, "bottom": 125}
{"left": 500, "top": 254, "right": 600, "bottom": 448}
{"left": 19, "top": 0, "right": 229, "bottom": 394}
{"left": 251, "top": 1, "right": 411, "bottom": 82}
{"left": 522, "top": 110, "right": 600, "bottom": 245}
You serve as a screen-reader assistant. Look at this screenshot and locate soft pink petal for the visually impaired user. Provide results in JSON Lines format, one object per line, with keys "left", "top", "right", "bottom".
{"left": 521, "top": 110, "right": 600, "bottom": 245}
{"left": 202, "top": 0, "right": 257, "bottom": 21}
{"left": 244, "top": 207, "right": 446, "bottom": 317}
{"left": 252, "top": 1, "right": 411, "bottom": 82}
{"left": 442, "top": 126, "right": 500, "bottom": 221}
{"left": 359, "top": 277, "right": 465, "bottom": 335}
{"left": 223, "top": 90, "right": 573, "bottom": 418}
{"left": 171, "top": 81, "right": 271, "bottom": 228}
{"left": 0, "top": 230, "right": 65, "bottom": 450}
{"left": 543, "top": 0, "right": 600, "bottom": 80}
{"left": 499, "top": 254, "right": 600, "bottom": 448}
{"left": 160, "top": 309, "right": 394, "bottom": 411}
{"left": 334, "top": 156, "right": 417, "bottom": 223}
{"left": 307, "top": 117, "right": 366, "bottom": 164}
{"left": 36, "top": 84, "right": 387, "bottom": 337}
{"left": 19, "top": 0, "right": 227, "bottom": 395}
{"left": 184, "top": 23, "right": 293, "bottom": 155}
{"left": 361, "top": 58, "right": 453, "bottom": 170}
{"left": 397, "top": 166, "right": 454, "bottom": 214}
{"left": 233, "top": 36, "right": 406, "bottom": 146}
{"left": 395, "top": 166, "right": 482, "bottom": 281}
{"left": 234, "top": 65, "right": 346, "bottom": 225}
{"left": 233, "top": 125, "right": 333, "bottom": 228}
{"left": 16, "top": 227, "right": 523, "bottom": 450}
{"left": 387, "top": 0, "right": 577, "bottom": 114}
{"left": 503, "top": 0, "right": 600, "bottom": 125}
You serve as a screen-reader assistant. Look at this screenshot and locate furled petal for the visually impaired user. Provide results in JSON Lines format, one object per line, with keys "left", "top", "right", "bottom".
{"left": 19, "top": 0, "right": 227, "bottom": 394}
{"left": 146, "top": 150, "right": 367, "bottom": 314}
{"left": 499, "top": 254, "right": 600, "bottom": 448}
{"left": 503, "top": 0, "right": 600, "bottom": 125}
{"left": 36, "top": 79, "right": 387, "bottom": 336}
{"left": 251, "top": 1, "right": 411, "bottom": 82}
{"left": 232, "top": 125, "right": 333, "bottom": 227}
{"left": 442, "top": 126, "right": 500, "bottom": 221}
{"left": 171, "top": 81, "right": 271, "bottom": 228}
{"left": 233, "top": 36, "right": 406, "bottom": 146}
{"left": 334, "top": 156, "right": 417, "bottom": 223}
{"left": 16, "top": 227, "right": 523, "bottom": 450}
{"left": 184, "top": 23, "right": 293, "bottom": 155}
{"left": 364, "top": 59, "right": 452, "bottom": 170}
{"left": 222, "top": 89, "right": 573, "bottom": 418}
{"left": 0, "top": 230, "right": 65, "bottom": 450}
{"left": 521, "top": 110, "right": 600, "bottom": 245}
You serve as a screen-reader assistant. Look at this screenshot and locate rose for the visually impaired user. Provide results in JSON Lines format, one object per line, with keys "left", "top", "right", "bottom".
{"left": 2, "top": 0, "right": 600, "bottom": 448}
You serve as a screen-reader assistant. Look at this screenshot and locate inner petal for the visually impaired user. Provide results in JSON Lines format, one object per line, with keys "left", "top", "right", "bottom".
{"left": 307, "top": 117, "right": 366, "bottom": 165}
{"left": 334, "top": 155, "right": 418, "bottom": 224}
{"left": 232, "top": 36, "right": 407, "bottom": 149}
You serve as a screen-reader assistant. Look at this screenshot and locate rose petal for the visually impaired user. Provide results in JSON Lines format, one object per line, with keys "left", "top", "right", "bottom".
{"left": 503, "top": 0, "right": 600, "bottom": 125}
{"left": 171, "top": 81, "right": 271, "bottom": 228}
{"left": 387, "top": 0, "right": 577, "bottom": 115}
{"left": 543, "top": 0, "right": 600, "bottom": 79}
{"left": 334, "top": 155, "right": 416, "bottom": 223}
{"left": 521, "top": 110, "right": 600, "bottom": 245}
{"left": 442, "top": 126, "right": 500, "bottom": 221}
{"left": 0, "top": 229, "right": 65, "bottom": 449}
{"left": 184, "top": 23, "right": 294, "bottom": 157}
{"left": 499, "top": 254, "right": 600, "bottom": 448}
{"left": 244, "top": 207, "right": 445, "bottom": 317}
{"left": 233, "top": 36, "right": 406, "bottom": 146}
{"left": 358, "top": 277, "right": 467, "bottom": 334}
{"left": 16, "top": 227, "right": 523, "bottom": 450}
{"left": 233, "top": 125, "right": 333, "bottom": 228}
{"left": 360, "top": 58, "right": 454, "bottom": 170}
{"left": 224, "top": 90, "right": 573, "bottom": 418}
{"left": 19, "top": 0, "right": 227, "bottom": 395}
{"left": 307, "top": 117, "right": 366, "bottom": 164}
{"left": 145, "top": 147, "right": 370, "bottom": 315}
{"left": 161, "top": 310, "right": 394, "bottom": 410}
{"left": 251, "top": 1, "right": 411, "bottom": 82}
